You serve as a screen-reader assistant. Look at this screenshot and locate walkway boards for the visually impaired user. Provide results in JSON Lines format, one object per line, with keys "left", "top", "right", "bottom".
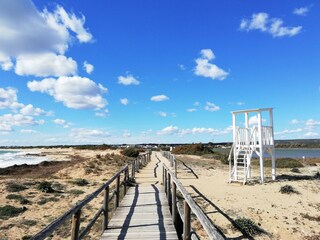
{"left": 101, "top": 154, "right": 178, "bottom": 240}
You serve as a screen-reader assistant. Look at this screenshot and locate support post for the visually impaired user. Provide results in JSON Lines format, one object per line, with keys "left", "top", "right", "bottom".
{"left": 116, "top": 175, "right": 120, "bottom": 208}
{"left": 124, "top": 169, "right": 128, "bottom": 195}
{"left": 71, "top": 209, "right": 81, "bottom": 240}
{"left": 183, "top": 201, "right": 191, "bottom": 240}
{"left": 167, "top": 173, "right": 171, "bottom": 210}
{"left": 232, "top": 113, "right": 237, "bottom": 180}
{"left": 132, "top": 160, "right": 135, "bottom": 179}
{"left": 269, "top": 109, "right": 276, "bottom": 180}
{"left": 172, "top": 181, "right": 177, "bottom": 227}
{"left": 258, "top": 111, "right": 264, "bottom": 183}
{"left": 102, "top": 186, "right": 109, "bottom": 231}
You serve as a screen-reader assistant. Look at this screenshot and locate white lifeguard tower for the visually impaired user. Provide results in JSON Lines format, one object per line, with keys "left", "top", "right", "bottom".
{"left": 228, "top": 108, "right": 276, "bottom": 184}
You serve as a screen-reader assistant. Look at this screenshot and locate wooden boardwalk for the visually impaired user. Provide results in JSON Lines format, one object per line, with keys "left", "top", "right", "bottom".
{"left": 101, "top": 152, "right": 178, "bottom": 240}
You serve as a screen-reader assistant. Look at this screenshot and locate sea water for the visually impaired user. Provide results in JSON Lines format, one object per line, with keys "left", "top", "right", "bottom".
{"left": 0, "top": 150, "right": 48, "bottom": 168}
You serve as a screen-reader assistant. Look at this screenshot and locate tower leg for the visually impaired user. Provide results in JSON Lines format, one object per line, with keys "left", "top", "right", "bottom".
{"left": 271, "top": 147, "right": 276, "bottom": 180}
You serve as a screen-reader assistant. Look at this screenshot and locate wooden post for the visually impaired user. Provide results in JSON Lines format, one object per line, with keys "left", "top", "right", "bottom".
{"left": 102, "top": 186, "right": 109, "bottom": 231}
{"left": 172, "top": 181, "right": 177, "bottom": 227}
{"left": 71, "top": 209, "right": 81, "bottom": 240}
{"left": 164, "top": 169, "right": 167, "bottom": 194}
{"left": 258, "top": 111, "right": 264, "bottom": 183}
{"left": 167, "top": 173, "right": 171, "bottom": 210}
{"left": 116, "top": 175, "right": 120, "bottom": 208}
{"left": 137, "top": 157, "right": 140, "bottom": 171}
{"left": 162, "top": 167, "right": 165, "bottom": 185}
{"left": 132, "top": 160, "right": 135, "bottom": 179}
{"left": 183, "top": 201, "right": 191, "bottom": 240}
{"left": 124, "top": 170, "right": 128, "bottom": 195}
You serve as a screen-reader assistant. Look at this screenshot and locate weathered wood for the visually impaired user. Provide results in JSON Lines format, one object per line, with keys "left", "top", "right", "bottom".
{"left": 102, "top": 186, "right": 109, "bottom": 231}
{"left": 163, "top": 164, "right": 224, "bottom": 240}
{"left": 183, "top": 202, "right": 191, "bottom": 240}
{"left": 172, "top": 181, "right": 177, "bottom": 227}
{"left": 71, "top": 209, "right": 81, "bottom": 240}
{"left": 115, "top": 175, "right": 120, "bottom": 208}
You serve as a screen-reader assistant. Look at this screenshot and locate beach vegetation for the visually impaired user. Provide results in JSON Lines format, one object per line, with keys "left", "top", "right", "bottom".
{"left": 121, "top": 147, "right": 140, "bottom": 157}
{"left": 37, "top": 181, "right": 54, "bottom": 193}
{"left": 6, "top": 182, "right": 28, "bottom": 192}
{"left": 291, "top": 167, "right": 301, "bottom": 173}
{"left": 72, "top": 178, "right": 89, "bottom": 186}
{"left": 280, "top": 185, "right": 298, "bottom": 194}
{"left": 22, "top": 235, "right": 33, "bottom": 240}
{"left": 234, "top": 217, "right": 264, "bottom": 236}
{"left": 21, "top": 219, "right": 37, "bottom": 226}
{"left": 252, "top": 158, "right": 303, "bottom": 168}
{"left": 37, "top": 197, "right": 60, "bottom": 205}
{"left": 6, "top": 194, "right": 31, "bottom": 204}
{"left": 68, "top": 189, "right": 85, "bottom": 195}
{"left": 172, "top": 143, "right": 214, "bottom": 155}
{"left": 0, "top": 205, "right": 27, "bottom": 219}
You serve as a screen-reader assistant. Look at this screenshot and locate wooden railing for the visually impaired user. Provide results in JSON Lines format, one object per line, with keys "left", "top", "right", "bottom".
{"left": 163, "top": 163, "right": 224, "bottom": 240}
{"left": 161, "top": 150, "right": 177, "bottom": 176}
{"left": 32, "top": 152, "right": 151, "bottom": 240}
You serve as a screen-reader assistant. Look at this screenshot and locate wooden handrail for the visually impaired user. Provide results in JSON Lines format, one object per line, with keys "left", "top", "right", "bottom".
{"left": 163, "top": 163, "right": 224, "bottom": 240}
{"left": 32, "top": 151, "right": 151, "bottom": 240}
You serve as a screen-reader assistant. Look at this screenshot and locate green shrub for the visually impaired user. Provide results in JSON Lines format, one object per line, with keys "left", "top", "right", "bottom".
{"left": 234, "top": 217, "right": 263, "bottom": 236}
{"left": 21, "top": 219, "right": 37, "bottom": 226}
{"left": 291, "top": 167, "right": 301, "bottom": 173}
{"left": 0, "top": 205, "right": 26, "bottom": 219}
{"left": 280, "top": 185, "right": 297, "bottom": 194}
{"left": 22, "top": 235, "right": 32, "bottom": 240}
{"left": 6, "top": 183, "right": 28, "bottom": 192}
{"left": 72, "top": 178, "right": 89, "bottom": 186}
{"left": 37, "top": 181, "right": 54, "bottom": 193}
{"left": 172, "top": 144, "right": 213, "bottom": 155}
{"left": 252, "top": 158, "right": 303, "bottom": 168}
{"left": 37, "top": 197, "right": 59, "bottom": 205}
{"left": 6, "top": 194, "right": 31, "bottom": 204}
{"left": 68, "top": 189, "right": 85, "bottom": 195}
{"left": 121, "top": 147, "right": 140, "bottom": 158}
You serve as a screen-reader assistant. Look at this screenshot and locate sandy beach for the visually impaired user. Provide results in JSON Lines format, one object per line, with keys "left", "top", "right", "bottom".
{"left": 0, "top": 148, "right": 319, "bottom": 239}
{"left": 171, "top": 154, "right": 320, "bottom": 240}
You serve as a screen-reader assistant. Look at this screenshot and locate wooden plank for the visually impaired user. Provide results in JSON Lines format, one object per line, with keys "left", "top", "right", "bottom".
{"left": 101, "top": 152, "right": 178, "bottom": 240}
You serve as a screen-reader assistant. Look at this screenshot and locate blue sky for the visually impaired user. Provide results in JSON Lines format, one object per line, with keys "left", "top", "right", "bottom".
{"left": 0, "top": 0, "right": 319, "bottom": 145}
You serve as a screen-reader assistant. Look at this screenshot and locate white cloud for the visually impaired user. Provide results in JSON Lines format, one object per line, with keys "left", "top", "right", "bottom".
{"left": 15, "top": 53, "right": 77, "bottom": 77}
{"left": 20, "top": 129, "right": 37, "bottom": 133}
{"left": 0, "top": 114, "right": 45, "bottom": 129}
{"left": 157, "top": 125, "right": 231, "bottom": 136}
{"left": 194, "top": 49, "right": 229, "bottom": 80}
{"left": 304, "top": 132, "right": 319, "bottom": 137}
{"left": 20, "top": 104, "right": 52, "bottom": 116}
{"left": 83, "top": 61, "right": 94, "bottom": 74}
{"left": 204, "top": 102, "right": 220, "bottom": 112}
{"left": 158, "top": 112, "right": 167, "bottom": 117}
{"left": 293, "top": 7, "right": 309, "bottom": 16}
{"left": 249, "top": 115, "right": 266, "bottom": 126}
{"left": 120, "top": 98, "right": 129, "bottom": 106}
{"left": 178, "top": 64, "right": 186, "bottom": 70}
{"left": 194, "top": 101, "right": 200, "bottom": 106}
{"left": 0, "top": 123, "right": 12, "bottom": 132}
{"left": 240, "top": 12, "right": 302, "bottom": 37}
{"left": 122, "top": 132, "right": 131, "bottom": 138}
{"left": 180, "top": 127, "right": 218, "bottom": 135}
{"left": 187, "top": 108, "right": 197, "bottom": 112}
{"left": 157, "top": 126, "right": 179, "bottom": 135}
{"left": 118, "top": 75, "right": 140, "bottom": 86}
{"left": 27, "top": 76, "right": 108, "bottom": 110}
{"left": 236, "top": 101, "right": 245, "bottom": 106}
{"left": 95, "top": 109, "right": 109, "bottom": 118}
{"left": 289, "top": 119, "right": 300, "bottom": 124}
{"left": 305, "top": 119, "right": 320, "bottom": 127}
{"left": 50, "top": 6, "right": 92, "bottom": 43}
{"left": 0, "top": 87, "right": 23, "bottom": 109}
{"left": 0, "top": 53, "right": 13, "bottom": 71}
{"left": 70, "top": 128, "right": 110, "bottom": 139}
{"left": 53, "top": 118, "right": 70, "bottom": 128}
{"left": 0, "top": 1, "right": 92, "bottom": 77}
{"left": 150, "top": 95, "right": 169, "bottom": 102}
{"left": 275, "top": 128, "right": 303, "bottom": 135}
